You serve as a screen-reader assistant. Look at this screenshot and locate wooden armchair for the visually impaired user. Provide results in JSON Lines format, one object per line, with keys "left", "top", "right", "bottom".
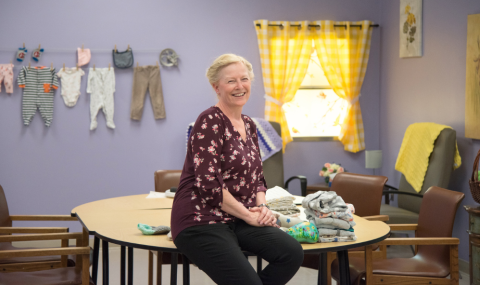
{"left": 301, "top": 173, "right": 389, "bottom": 285}
{"left": 332, "top": 186, "right": 464, "bottom": 285}
{"left": 0, "top": 230, "right": 92, "bottom": 285}
{"left": 0, "top": 184, "right": 78, "bottom": 272}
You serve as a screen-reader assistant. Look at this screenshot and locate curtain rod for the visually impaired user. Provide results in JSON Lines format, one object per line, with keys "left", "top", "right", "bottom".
{"left": 255, "top": 23, "right": 379, "bottom": 28}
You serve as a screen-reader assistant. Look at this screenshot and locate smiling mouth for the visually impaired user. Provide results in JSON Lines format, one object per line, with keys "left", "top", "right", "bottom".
{"left": 232, "top": 93, "right": 245, "bottom": 97}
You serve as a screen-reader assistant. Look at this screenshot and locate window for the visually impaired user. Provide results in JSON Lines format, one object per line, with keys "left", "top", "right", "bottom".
{"left": 282, "top": 42, "right": 347, "bottom": 141}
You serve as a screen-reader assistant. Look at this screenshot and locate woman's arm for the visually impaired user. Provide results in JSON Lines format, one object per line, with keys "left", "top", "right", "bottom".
{"left": 221, "top": 189, "right": 263, "bottom": 227}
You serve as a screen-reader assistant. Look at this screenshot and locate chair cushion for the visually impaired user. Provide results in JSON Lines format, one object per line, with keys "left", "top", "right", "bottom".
{"left": 331, "top": 256, "right": 450, "bottom": 285}
{"left": 380, "top": 204, "right": 419, "bottom": 224}
{"left": 0, "top": 267, "right": 94, "bottom": 285}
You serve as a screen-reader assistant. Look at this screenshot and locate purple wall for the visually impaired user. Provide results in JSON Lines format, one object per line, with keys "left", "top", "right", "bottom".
{"left": 379, "top": 0, "right": 480, "bottom": 261}
{"left": 0, "top": 0, "right": 383, "bottom": 231}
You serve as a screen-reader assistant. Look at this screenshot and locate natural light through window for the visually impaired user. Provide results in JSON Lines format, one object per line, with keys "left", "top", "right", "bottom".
{"left": 283, "top": 42, "right": 347, "bottom": 139}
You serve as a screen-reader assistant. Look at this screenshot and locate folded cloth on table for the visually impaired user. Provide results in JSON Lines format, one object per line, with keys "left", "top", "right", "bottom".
{"left": 302, "top": 191, "right": 348, "bottom": 213}
{"left": 318, "top": 228, "right": 355, "bottom": 237}
{"left": 319, "top": 235, "right": 357, "bottom": 243}
{"left": 266, "top": 186, "right": 293, "bottom": 201}
{"left": 307, "top": 216, "right": 356, "bottom": 230}
{"left": 307, "top": 204, "right": 355, "bottom": 222}
{"left": 316, "top": 224, "right": 355, "bottom": 231}
{"left": 271, "top": 206, "right": 300, "bottom": 216}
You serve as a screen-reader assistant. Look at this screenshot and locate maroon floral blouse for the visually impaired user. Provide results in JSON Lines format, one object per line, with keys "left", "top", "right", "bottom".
{"left": 171, "top": 106, "right": 267, "bottom": 241}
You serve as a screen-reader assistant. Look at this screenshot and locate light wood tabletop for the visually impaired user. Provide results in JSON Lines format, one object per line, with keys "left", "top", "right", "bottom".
{"left": 71, "top": 194, "right": 390, "bottom": 253}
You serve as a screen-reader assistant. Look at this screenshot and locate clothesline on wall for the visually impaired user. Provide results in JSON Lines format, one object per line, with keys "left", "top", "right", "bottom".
{"left": 0, "top": 48, "right": 163, "bottom": 53}
{"left": 255, "top": 23, "right": 380, "bottom": 28}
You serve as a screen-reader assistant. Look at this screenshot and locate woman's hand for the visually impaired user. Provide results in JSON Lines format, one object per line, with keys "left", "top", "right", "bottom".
{"left": 250, "top": 207, "right": 278, "bottom": 227}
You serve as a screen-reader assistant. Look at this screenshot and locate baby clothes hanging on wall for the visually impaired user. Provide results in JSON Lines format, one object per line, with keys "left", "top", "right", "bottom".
{"left": 17, "top": 66, "right": 58, "bottom": 127}
{"left": 87, "top": 68, "right": 115, "bottom": 130}
{"left": 57, "top": 68, "right": 84, "bottom": 107}
{"left": 130, "top": 65, "right": 165, "bottom": 120}
{"left": 0, "top": 63, "right": 14, "bottom": 94}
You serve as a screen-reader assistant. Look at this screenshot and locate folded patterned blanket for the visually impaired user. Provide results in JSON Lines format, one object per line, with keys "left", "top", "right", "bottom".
{"left": 319, "top": 235, "right": 357, "bottom": 243}
{"left": 307, "top": 204, "right": 355, "bottom": 222}
{"left": 318, "top": 228, "right": 355, "bottom": 237}
{"left": 302, "top": 191, "right": 348, "bottom": 213}
{"left": 307, "top": 216, "right": 356, "bottom": 230}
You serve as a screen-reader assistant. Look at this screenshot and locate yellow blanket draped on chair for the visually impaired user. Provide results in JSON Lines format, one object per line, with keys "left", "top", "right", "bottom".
{"left": 395, "top": 123, "right": 462, "bottom": 193}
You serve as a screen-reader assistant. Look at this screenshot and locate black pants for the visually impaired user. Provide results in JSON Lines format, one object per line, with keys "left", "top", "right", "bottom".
{"left": 174, "top": 220, "right": 304, "bottom": 285}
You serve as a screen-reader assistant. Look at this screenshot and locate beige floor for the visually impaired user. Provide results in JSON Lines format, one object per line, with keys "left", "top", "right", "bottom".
{"left": 93, "top": 245, "right": 470, "bottom": 285}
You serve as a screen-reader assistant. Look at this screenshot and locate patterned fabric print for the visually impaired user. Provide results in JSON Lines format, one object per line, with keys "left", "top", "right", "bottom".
{"left": 254, "top": 20, "right": 312, "bottom": 151}
{"left": 86, "top": 68, "right": 116, "bottom": 130}
{"left": 171, "top": 107, "right": 267, "bottom": 240}
{"left": 0, "top": 64, "right": 14, "bottom": 94}
{"left": 313, "top": 20, "right": 373, "bottom": 153}
{"left": 57, "top": 68, "right": 85, "bottom": 107}
{"left": 17, "top": 66, "right": 59, "bottom": 127}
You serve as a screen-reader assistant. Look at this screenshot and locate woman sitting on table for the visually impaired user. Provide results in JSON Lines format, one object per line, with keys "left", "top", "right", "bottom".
{"left": 171, "top": 54, "right": 303, "bottom": 285}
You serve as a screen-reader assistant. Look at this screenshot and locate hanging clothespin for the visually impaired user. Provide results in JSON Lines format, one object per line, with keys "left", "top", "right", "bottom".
{"left": 93, "top": 64, "right": 95, "bottom": 71}
{"left": 23, "top": 43, "right": 25, "bottom": 48}
{"left": 108, "top": 63, "right": 111, "bottom": 71}
{"left": 50, "top": 63, "right": 53, "bottom": 70}
{"left": 76, "top": 63, "right": 79, "bottom": 71}
{"left": 63, "top": 63, "right": 65, "bottom": 71}
{"left": 127, "top": 44, "right": 130, "bottom": 50}
{"left": 28, "top": 62, "right": 31, "bottom": 69}
{"left": 82, "top": 44, "right": 84, "bottom": 52}
{"left": 114, "top": 44, "right": 117, "bottom": 52}
{"left": 156, "top": 61, "right": 159, "bottom": 67}
{"left": 39, "top": 44, "right": 41, "bottom": 49}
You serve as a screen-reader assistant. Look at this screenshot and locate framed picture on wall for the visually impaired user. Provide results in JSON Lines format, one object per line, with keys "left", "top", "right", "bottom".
{"left": 399, "top": 0, "right": 423, "bottom": 58}
{"left": 465, "top": 14, "right": 480, "bottom": 139}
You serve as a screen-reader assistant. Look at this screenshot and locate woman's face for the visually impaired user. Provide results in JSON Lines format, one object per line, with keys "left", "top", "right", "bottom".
{"left": 212, "top": 62, "right": 251, "bottom": 109}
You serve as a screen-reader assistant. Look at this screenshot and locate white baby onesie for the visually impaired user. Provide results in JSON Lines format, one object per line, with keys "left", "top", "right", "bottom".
{"left": 86, "top": 68, "right": 116, "bottom": 130}
{"left": 57, "top": 68, "right": 84, "bottom": 107}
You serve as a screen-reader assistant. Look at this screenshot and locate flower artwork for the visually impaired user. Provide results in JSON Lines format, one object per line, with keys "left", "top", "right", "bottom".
{"left": 400, "top": 0, "right": 422, "bottom": 58}
{"left": 319, "top": 163, "right": 345, "bottom": 184}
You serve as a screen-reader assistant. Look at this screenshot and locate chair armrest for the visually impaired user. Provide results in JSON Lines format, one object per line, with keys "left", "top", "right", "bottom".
{"left": 384, "top": 184, "right": 398, "bottom": 191}
{"left": 0, "top": 247, "right": 90, "bottom": 259}
{"left": 378, "top": 237, "right": 459, "bottom": 246}
{"left": 10, "top": 215, "right": 78, "bottom": 221}
{"left": 0, "top": 227, "right": 69, "bottom": 234}
{"left": 0, "top": 232, "right": 82, "bottom": 242}
{"left": 382, "top": 190, "right": 423, "bottom": 198}
{"left": 363, "top": 215, "right": 389, "bottom": 222}
{"left": 389, "top": 224, "right": 418, "bottom": 231}
{"left": 285, "top": 175, "right": 307, "bottom": 197}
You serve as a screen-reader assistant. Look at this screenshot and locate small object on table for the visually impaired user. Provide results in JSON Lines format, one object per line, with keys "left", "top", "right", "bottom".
{"left": 137, "top": 223, "right": 170, "bottom": 235}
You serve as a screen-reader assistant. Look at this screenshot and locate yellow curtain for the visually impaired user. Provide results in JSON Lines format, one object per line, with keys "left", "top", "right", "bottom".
{"left": 312, "top": 20, "right": 373, "bottom": 153}
{"left": 254, "top": 20, "right": 312, "bottom": 151}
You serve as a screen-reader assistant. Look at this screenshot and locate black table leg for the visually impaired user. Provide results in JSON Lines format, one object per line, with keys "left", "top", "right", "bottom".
{"left": 92, "top": 236, "right": 100, "bottom": 285}
{"left": 171, "top": 252, "right": 178, "bottom": 285}
{"left": 182, "top": 254, "right": 190, "bottom": 285}
{"left": 102, "top": 240, "right": 109, "bottom": 285}
{"left": 337, "top": 250, "right": 351, "bottom": 285}
{"left": 128, "top": 247, "right": 134, "bottom": 285}
{"left": 257, "top": 256, "right": 262, "bottom": 274}
{"left": 318, "top": 252, "right": 327, "bottom": 285}
{"left": 121, "top": 246, "right": 126, "bottom": 285}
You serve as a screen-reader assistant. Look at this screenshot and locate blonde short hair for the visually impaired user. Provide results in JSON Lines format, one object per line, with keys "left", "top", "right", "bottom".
{"left": 206, "top": 54, "right": 254, "bottom": 85}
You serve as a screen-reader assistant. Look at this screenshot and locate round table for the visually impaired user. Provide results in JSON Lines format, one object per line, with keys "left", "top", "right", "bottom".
{"left": 72, "top": 194, "right": 390, "bottom": 285}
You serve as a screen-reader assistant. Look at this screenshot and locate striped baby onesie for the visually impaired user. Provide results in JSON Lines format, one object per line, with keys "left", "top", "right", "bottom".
{"left": 18, "top": 66, "right": 58, "bottom": 127}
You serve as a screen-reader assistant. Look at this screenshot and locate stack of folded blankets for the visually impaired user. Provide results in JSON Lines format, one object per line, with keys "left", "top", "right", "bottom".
{"left": 265, "top": 186, "right": 300, "bottom": 216}
{"left": 302, "top": 191, "right": 357, "bottom": 242}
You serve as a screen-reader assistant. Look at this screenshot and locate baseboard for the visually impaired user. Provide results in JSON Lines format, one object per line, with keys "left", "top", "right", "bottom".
{"left": 459, "top": 258, "right": 469, "bottom": 275}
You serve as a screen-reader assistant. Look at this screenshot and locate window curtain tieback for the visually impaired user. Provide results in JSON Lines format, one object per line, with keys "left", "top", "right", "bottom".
{"left": 264, "top": 94, "right": 284, "bottom": 107}
{"left": 347, "top": 93, "right": 361, "bottom": 105}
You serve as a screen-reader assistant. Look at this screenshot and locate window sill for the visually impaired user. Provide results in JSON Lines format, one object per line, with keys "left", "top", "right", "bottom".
{"left": 292, "top": 136, "right": 339, "bottom": 142}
